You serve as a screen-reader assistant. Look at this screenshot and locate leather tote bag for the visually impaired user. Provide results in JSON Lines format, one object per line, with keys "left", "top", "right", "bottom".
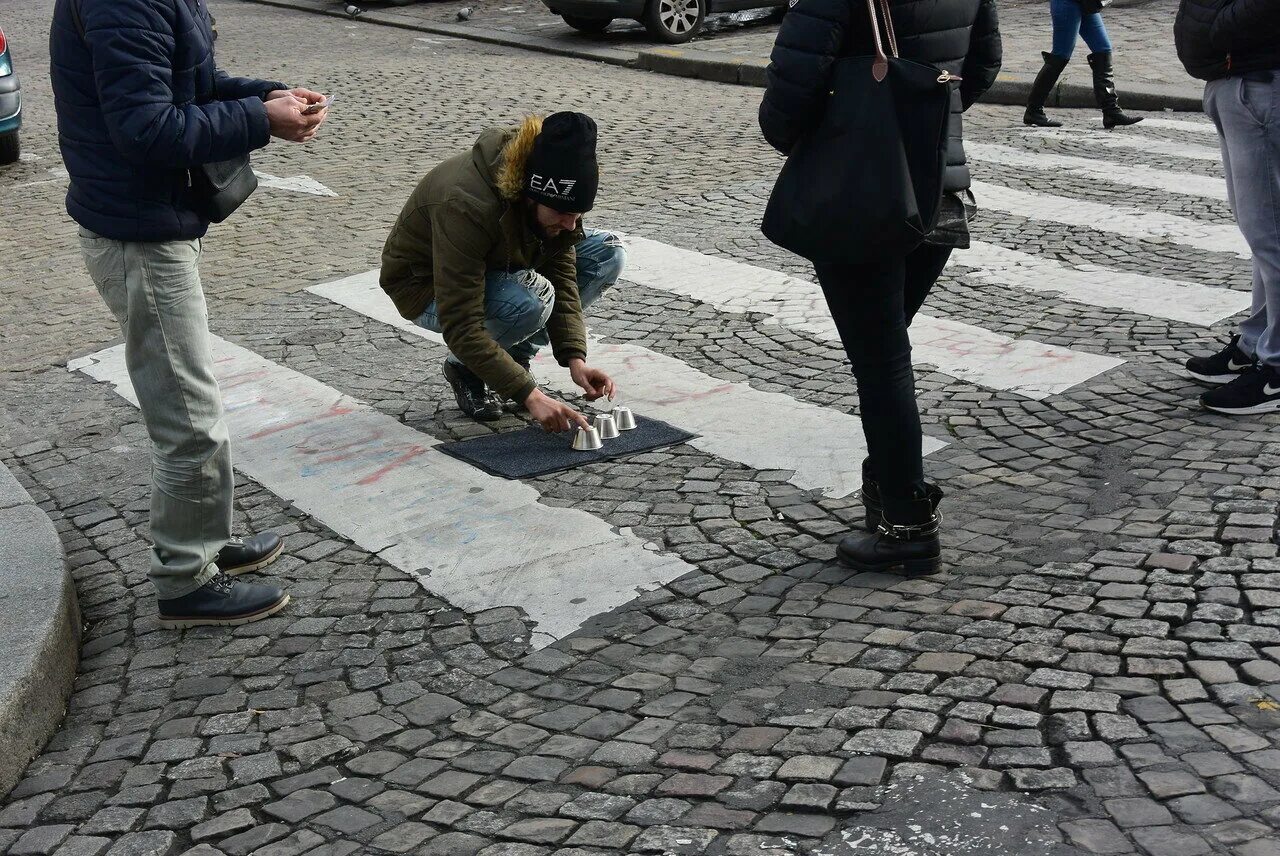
{"left": 761, "top": 0, "right": 955, "bottom": 265}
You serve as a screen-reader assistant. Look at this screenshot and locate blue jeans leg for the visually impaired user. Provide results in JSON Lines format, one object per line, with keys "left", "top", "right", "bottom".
{"left": 509, "top": 228, "right": 627, "bottom": 362}
{"left": 1206, "top": 75, "right": 1280, "bottom": 368}
{"left": 1049, "top": 0, "right": 1111, "bottom": 58}
{"left": 415, "top": 269, "right": 555, "bottom": 365}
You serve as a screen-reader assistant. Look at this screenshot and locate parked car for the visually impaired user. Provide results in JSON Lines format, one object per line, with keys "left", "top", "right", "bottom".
{"left": 544, "top": 0, "right": 783, "bottom": 43}
{"left": 0, "top": 22, "right": 20, "bottom": 164}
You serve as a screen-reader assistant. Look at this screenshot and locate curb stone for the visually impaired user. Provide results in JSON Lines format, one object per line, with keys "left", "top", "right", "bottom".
{"left": 0, "top": 460, "right": 80, "bottom": 799}
{"left": 636, "top": 48, "right": 1205, "bottom": 112}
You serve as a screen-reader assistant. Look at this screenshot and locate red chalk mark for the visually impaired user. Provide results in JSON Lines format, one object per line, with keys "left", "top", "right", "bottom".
{"left": 218, "top": 368, "right": 271, "bottom": 390}
{"left": 246, "top": 402, "right": 355, "bottom": 440}
{"left": 357, "top": 443, "right": 430, "bottom": 486}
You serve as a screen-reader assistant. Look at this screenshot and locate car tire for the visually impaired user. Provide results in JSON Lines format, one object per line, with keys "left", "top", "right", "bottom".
{"left": 642, "top": 0, "right": 705, "bottom": 43}
{"left": 562, "top": 15, "right": 613, "bottom": 33}
{"left": 0, "top": 132, "right": 18, "bottom": 166}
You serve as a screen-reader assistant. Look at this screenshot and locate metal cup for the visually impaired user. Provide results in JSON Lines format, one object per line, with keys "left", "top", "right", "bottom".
{"left": 571, "top": 424, "right": 603, "bottom": 451}
{"left": 612, "top": 405, "right": 637, "bottom": 431}
{"left": 594, "top": 413, "right": 620, "bottom": 440}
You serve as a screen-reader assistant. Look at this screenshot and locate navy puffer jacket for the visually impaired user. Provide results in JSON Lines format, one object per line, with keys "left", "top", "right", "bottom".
{"left": 760, "top": 0, "right": 1002, "bottom": 193}
{"left": 49, "top": 0, "right": 286, "bottom": 242}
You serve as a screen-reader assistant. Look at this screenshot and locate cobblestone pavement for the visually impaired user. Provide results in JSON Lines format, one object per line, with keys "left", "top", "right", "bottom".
{"left": 3, "top": 1, "right": 1280, "bottom": 855}
{"left": 301, "top": 0, "right": 1190, "bottom": 95}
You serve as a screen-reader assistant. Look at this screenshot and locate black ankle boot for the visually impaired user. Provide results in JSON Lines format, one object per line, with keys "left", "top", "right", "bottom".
{"left": 442, "top": 360, "right": 503, "bottom": 421}
{"left": 1024, "top": 52, "right": 1068, "bottom": 127}
{"left": 1088, "top": 51, "right": 1143, "bottom": 128}
{"left": 839, "top": 493, "right": 942, "bottom": 577}
{"left": 860, "top": 461, "right": 943, "bottom": 532}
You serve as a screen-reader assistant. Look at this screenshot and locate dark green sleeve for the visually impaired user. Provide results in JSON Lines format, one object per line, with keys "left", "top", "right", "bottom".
{"left": 432, "top": 205, "right": 537, "bottom": 402}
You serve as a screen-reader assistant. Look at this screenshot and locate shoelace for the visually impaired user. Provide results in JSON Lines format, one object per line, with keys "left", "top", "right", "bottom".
{"left": 206, "top": 573, "right": 235, "bottom": 596}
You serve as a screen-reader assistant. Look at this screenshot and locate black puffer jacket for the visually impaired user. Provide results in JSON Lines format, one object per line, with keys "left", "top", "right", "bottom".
{"left": 760, "top": 0, "right": 1001, "bottom": 192}
{"left": 1175, "top": 0, "right": 1280, "bottom": 81}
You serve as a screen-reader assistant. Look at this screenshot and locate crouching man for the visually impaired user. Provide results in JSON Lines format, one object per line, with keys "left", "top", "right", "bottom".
{"left": 380, "top": 112, "right": 625, "bottom": 430}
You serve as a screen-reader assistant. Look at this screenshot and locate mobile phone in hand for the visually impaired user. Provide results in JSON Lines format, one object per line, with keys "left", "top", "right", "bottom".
{"left": 303, "top": 95, "right": 334, "bottom": 115}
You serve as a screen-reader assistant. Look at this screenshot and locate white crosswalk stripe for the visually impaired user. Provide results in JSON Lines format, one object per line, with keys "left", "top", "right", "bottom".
{"left": 308, "top": 272, "right": 945, "bottom": 498}
{"left": 621, "top": 237, "right": 1125, "bottom": 400}
{"left": 71, "top": 338, "right": 695, "bottom": 648}
{"left": 960, "top": 241, "right": 1250, "bottom": 326}
{"left": 1022, "top": 126, "right": 1225, "bottom": 162}
{"left": 967, "top": 142, "right": 1228, "bottom": 201}
{"left": 972, "top": 180, "right": 1250, "bottom": 258}
{"left": 1114, "top": 117, "right": 1218, "bottom": 136}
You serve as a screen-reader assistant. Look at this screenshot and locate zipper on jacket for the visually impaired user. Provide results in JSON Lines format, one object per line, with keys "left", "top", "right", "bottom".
{"left": 937, "top": 70, "right": 963, "bottom": 84}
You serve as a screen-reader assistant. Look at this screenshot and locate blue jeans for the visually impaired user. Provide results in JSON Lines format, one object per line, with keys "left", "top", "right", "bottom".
{"left": 416, "top": 228, "right": 626, "bottom": 364}
{"left": 1049, "top": 0, "right": 1112, "bottom": 59}
{"left": 1206, "top": 74, "right": 1280, "bottom": 368}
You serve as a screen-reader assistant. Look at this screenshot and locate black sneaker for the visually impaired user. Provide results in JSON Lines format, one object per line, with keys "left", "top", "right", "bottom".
{"left": 442, "top": 360, "right": 502, "bottom": 421}
{"left": 158, "top": 573, "right": 289, "bottom": 629}
{"left": 216, "top": 532, "right": 282, "bottom": 576}
{"left": 1186, "top": 334, "right": 1255, "bottom": 384}
{"left": 1200, "top": 364, "right": 1280, "bottom": 415}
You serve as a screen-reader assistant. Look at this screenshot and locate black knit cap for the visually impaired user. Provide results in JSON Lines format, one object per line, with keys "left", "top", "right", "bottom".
{"left": 524, "top": 112, "right": 599, "bottom": 214}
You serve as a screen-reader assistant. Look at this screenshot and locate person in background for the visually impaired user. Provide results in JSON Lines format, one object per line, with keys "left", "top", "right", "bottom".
{"left": 50, "top": 0, "right": 329, "bottom": 627}
{"left": 759, "top": 0, "right": 1002, "bottom": 576}
{"left": 1177, "top": 0, "right": 1280, "bottom": 415}
{"left": 1024, "top": 0, "right": 1143, "bottom": 128}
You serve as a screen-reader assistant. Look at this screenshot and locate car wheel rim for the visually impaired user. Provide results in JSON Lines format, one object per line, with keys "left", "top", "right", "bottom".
{"left": 659, "top": 0, "right": 699, "bottom": 33}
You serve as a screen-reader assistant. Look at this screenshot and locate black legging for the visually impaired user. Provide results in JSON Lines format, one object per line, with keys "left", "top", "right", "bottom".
{"left": 815, "top": 243, "right": 953, "bottom": 520}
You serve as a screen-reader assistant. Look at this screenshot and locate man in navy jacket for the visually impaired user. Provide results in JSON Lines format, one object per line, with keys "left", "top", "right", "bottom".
{"left": 50, "top": 0, "right": 328, "bottom": 627}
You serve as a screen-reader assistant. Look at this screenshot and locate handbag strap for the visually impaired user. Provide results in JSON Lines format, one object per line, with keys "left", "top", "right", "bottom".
{"left": 863, "top": 0, "right": 899, "bottom": 81}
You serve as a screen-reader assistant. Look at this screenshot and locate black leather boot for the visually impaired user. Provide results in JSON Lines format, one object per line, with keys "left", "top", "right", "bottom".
{"left": 442, "top": 360, "right": 503, "bottom": 421}
{"left": 838, "top": 491, "right": 942, "bottom": 576}
{"left": 1088, "top": 51, "right": 1143, "bottom": 128}
{"left": 860, "top": 459, "right": 944, "bottom": 532}
{"left": 1024, "top": 52, "right": 1068, "bottom": 127}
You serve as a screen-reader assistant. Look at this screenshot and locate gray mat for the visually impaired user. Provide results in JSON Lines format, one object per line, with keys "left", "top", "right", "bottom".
{"left": 437, "top": 416, "right": 697, "bottom": 479}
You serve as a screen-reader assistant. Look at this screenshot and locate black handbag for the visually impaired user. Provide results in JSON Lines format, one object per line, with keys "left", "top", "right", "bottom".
{"left": 68, "top": 0, "right": 257, "bottom": 224}
{"left": 188, "top": 154, "right": 257, "bottom": 224}
{"left": 761, "top": 0, "right": 955, "bottom": 265}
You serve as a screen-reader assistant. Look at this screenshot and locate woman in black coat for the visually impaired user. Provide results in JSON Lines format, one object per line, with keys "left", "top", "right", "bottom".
{"left": 759, "top": 0, "right": 1001, "bottom": 576}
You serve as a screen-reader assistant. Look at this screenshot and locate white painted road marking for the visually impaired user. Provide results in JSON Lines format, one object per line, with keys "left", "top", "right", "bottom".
{"left": 72, "top": 337, "right": 694, "bottom": 647}
{"left": 621, "top": 237, "right": 1124, "bottom": 400}
{"left": 959, "top": 241, "right": 1250, "bottom": 326}
{"left": 253, "top": 171, "right": 338, "bottom": 197}
{"left": 1116, "top": 117, "right": 1219, "bottom": 136}
{"left": 967, "top": 142, "right": 1228, "bottom": 202}
{"left": 308, "top": 271, "right": 941, "bottom": 497}
{"left": 1022, "top": 126, "right": 1224, "bottom": 162}
{"left": 972, "top": 180, "right": 1250, "bottom": 258}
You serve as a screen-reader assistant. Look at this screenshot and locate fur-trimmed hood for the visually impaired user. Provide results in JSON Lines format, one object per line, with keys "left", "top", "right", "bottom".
{"left": 493, "top": 114, "right": 543, "bottom": 201}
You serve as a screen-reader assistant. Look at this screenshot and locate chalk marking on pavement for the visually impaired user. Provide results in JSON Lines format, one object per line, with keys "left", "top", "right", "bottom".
{"left": 620, "top": 237, "right": 1124, "bottom": 400}
{"left": 253, "top": 171, "right": 338, "bottom": 197}
{"left": 72, "top": 337, "right": 695, "bottom": 647}
{"left": 972, "top": 180, "right": 1250, "bottom": 258}
{"left": 959, "top": 241, "right": 1250, "bottom": 326}
{"left": 967, "top": 142, "right": 1228, "bottom": 201}
{"left": 1021, "top": 126, "right": 1224, "bottom": 162}
{"left": 308, "top": 271, "right": 937, "bottom": 498}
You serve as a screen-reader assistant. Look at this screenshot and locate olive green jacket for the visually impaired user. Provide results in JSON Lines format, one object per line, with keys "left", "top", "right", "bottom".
{"left": 380, "top": 121, "right": 586, "bottom": 402}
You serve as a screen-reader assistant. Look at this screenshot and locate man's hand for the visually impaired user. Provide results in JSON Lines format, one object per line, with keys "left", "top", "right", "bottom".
{"left": 267, "top": 87, "right": 327, "bottom": 107}
{"left": 525, "top": 388, "right": 590, "bottom": 433}
{"left": 568, "top": 358, "right": 616, "bottom": 402}
{"left": 265, "top": 95, "right": 324, "bottom": 143}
